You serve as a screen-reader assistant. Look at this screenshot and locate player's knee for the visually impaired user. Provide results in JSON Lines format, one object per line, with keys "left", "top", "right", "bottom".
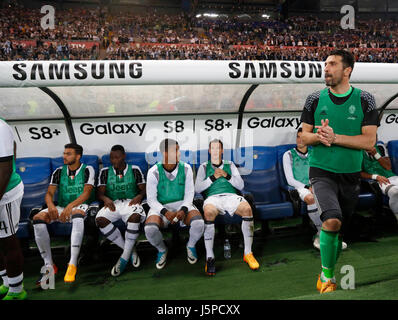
{"left": 204, "top": 210, "right": 216, "bottom": 221}
{"left": 144, "top": 223, "right": 160, "bottom": 239}
{"left": 72, "top": 210, "right": 85, "bottom": 218}
{"left": 204, "top": 206, "right": 217, "bottom": 221}
{"left": 322, "top": 218, "right": 341, "bottom": 231}
{"left": 127, "top": 213, "right": 141, "bottom": 223}
{"left": 304, "top": 194, "right": 315, "bottom": 205}
{"left": 237, "top": 202, "right": 252, "bottom": 217}
{"left": 33, "top": 212, "right": 49, "bottom": 223}
{"left": 95, "top": 216, "right": 110, "bottom": 228}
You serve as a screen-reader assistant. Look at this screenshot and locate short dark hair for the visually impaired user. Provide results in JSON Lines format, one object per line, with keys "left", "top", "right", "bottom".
{"left": 111, "top": 144, "right": 125, "bottom": 154}
{"left": 64, "top": 143, "right": 83, "bottom": 156}
{"left": 209, "top": 139, "right": 223, "bottom": 149}
{"left": 159, "top": 138, "right": 179, "bottom": 153}
{"left": 328, "top": 49, "right": 355, "bottom": 76}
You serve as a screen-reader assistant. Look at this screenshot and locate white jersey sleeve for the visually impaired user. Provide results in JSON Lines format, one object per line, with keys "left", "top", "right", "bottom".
{"left": 146, "top": 165, "right": 166, "bottom": 214}
{"left": 85, "top": 165, "right": 95, "bottom": 186}
{"left": 282, "top": 150, "right": 306, "bottom": 190}
{"left": 181, "top": 163, "right": 194, "bottom": 209}
{"left": 227, "top": 162, "right": 244, "bottom": 191}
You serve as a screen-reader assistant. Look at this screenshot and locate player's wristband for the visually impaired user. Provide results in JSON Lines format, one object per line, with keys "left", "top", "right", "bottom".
{"left": 374, "top": 153, "right": 382, "bottom": 160}
{"left": 371, "top": 174, "right": 378, "bottom": 180}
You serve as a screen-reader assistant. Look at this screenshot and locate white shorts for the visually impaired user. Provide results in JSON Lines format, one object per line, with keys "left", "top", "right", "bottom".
{"left": 380, "top": 176, "right": 398, "bottom": 194}
{"left": 41, "top": 204, "right": 89, "bottom": 222}
{"left": 297, "top": 187, "right": 312, "bottom": 202}
{"left": 203, "top": 194, "right": 247, "bottom": 217}
{"left": 0, "top": 196, "right": 22, "bottom": 238}
{"left": 96, "top": 199, "right": 146, "bottom": 224}
{"left": 147, "top": 200, "right": 198, "bottom": 228}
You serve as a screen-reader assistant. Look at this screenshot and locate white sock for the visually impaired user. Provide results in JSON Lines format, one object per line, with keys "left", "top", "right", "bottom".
{"left": 121, "top": 222, "right": 140, "bottom": 261}
{"left": 8, "top": 273, "right": 23, "bottom": 293}
{"left": 0, "top": 269, "right": 8, "bottom": 287}
{"left": 69, "top": 216, "right": 84, "bottom": 266}
{"left": 187, "top": 218, "right": 204, "bottom": 248}
{"left": 307, "top": 203, "right": 322, "bottom": 232}
{"left": 383, "top": 184, "right": 398, "bottom": 197}
{"left": 33, "top": 223, "right": 53, "bottom": 266}
{"left": 204, "top": 222, "right": 215, "bottom": 259}
{"left": 388, "top": 190, "right": 398, "bottom": 214}
{"left": 100, "top": 223, "right": 125, "bottom": 249}
{"left": 241, "top": 217, "right": 254, "bottom": 255}
{"left": 144, "top": 224, "right": 166, "bottom": 253}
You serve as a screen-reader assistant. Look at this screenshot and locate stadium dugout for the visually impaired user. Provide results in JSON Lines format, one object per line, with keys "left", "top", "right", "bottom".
{"left": 1, "top": 59, "right": 398, "bottom": 299}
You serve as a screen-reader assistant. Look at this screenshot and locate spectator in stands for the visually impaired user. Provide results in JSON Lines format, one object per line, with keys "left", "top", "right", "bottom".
{"left": 361, "top": 141, "right": 398, "bottom": 217}
{"left": 0, "top": 4, "right": 397, "bottom": 62}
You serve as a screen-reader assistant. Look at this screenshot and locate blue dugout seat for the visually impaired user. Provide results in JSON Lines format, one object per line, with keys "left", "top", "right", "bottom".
{"left": 237, "top": 146, "right": 294, "bottom": 220}
{"left": 15, "top": 157, "right": 52, "bottom": 221}
{"left": 388, "top": 140, "right": 398, "bottom": 174}
{"left": 15, "top": 157, "right": 52, "bottom": 238}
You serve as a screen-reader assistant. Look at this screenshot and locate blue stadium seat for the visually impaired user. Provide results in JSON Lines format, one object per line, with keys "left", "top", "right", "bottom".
{"left": 15, "top": 157, "right": 52, "bottom": 221}
{"left": 237, "top": 146, "right": 293, "bottom": 220}
{"left": 388, "top": 140, "right": 398, "bottom": 174}
{"left": 16, "top": 221, "right": 30, "bottom": 239}
{"left": 102, "top": 152, "right": 148, "bottom": 177}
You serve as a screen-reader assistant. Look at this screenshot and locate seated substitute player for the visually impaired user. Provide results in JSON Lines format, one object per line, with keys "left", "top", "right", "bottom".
{"left": 195, "top": 139, "right": 259, "bottom": 276}
{"left": 361, "top": 141, "right": 398, "bottom": 216}
{"left": 283, "top": 128, "right": 347, "bottom": 250}
{"left": 95, "top": 145, "right": 147, "bottom": 277}
{"left": 0, "top": 118, "right": 26, "bottom": 300}
{"left": 145, "top": 138, "right": 204, "bottom": 269}
{"left": 33, "top": 143, "right": 95, "bottom": 284}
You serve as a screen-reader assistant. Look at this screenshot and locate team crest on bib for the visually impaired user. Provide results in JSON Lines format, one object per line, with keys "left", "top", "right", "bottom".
{"left": 348, "top": 105, "right": 356, "bottom": 114}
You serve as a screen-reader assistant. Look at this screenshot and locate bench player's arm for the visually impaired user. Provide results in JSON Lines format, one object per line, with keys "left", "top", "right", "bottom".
{"left": 67, "top": 184, "right": 94, "bottom": 208}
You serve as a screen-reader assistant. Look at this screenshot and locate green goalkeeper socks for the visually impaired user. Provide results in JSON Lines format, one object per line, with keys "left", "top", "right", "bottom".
{"left": 320, "top": 229, "right": 339, "bottom": 280}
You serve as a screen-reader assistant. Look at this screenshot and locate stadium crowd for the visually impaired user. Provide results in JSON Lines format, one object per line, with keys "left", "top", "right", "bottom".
{"left": 0, "top": 4, "right": 397, "bottom": 62}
